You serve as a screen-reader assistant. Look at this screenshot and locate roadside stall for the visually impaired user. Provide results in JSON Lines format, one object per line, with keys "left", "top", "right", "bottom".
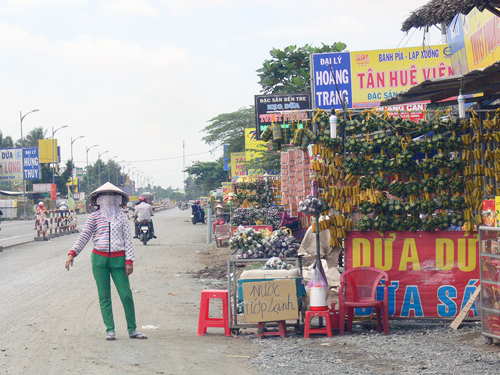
{"left": 304, "top": 106, "right": 485, "bottom": 319}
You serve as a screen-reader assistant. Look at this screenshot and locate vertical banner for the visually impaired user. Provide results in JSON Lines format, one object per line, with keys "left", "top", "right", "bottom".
{"left": 312, "top": 52, "right": 352, "bottom": 110}
{"left": 23, "top": 148, "right": 40, "bottom": 180}
{"left": 230, "top": 152, "right": 247, "bottom": 182}
{"left": 38, "top": 139, "right": 58, "bottom": 164}
{"left": 447, "top": 15, "right": 470, "bottom": 76}
{"left": 345, "top": 231, "right": 479, "bottom": 318}
{"left": 462, "top": 11, "right": 500, "bottom": 71}
{"left": 245, "top": 128, "right": 266, "bottom": 175}
{"left": 223, "top": 145, "right": 230, "bottom": 172}
{"left": 50, "top": 183, "right": 57, "bottom": 200}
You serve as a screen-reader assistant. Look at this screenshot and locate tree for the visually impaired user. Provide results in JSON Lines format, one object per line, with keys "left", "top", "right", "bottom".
{"left": 257, "top": 43, "right": 347, "bottom": 95}
{"left": 0, "top": 131, "right": 14, "bottom": 148}
{"left": 148, "top": 185, "right": 185, "bottom": 202}
{"left": 201, "top": 107, "right": 254, "bottom": 155}
{"left": 81, "top": 160, "right": 126, "bottom": 195}
{"left": 16, "top": 126, "right": 47, "bottom": 147}
{"left": 245, "top": 143, "right": 281, "bottom": 174}
{"left": 184, "top": 158, "right": 228, "bottom": 195}
{"left": 184, "top": 176, "right": 203, "bottom": 201}
{"left": 57, "top": 160, "right": 73, "bottom": 196}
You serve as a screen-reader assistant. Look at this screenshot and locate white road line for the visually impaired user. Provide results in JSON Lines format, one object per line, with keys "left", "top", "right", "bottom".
{"left": 0, "top": 234, "right": 33, "bottom": 242}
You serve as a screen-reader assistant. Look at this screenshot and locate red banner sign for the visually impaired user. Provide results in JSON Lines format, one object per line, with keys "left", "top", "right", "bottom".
{"left": 50, "top": 183, "right": 57, "bottom": 201}
{"left": 345, "top": 231, "right": 479, "bottom": 318}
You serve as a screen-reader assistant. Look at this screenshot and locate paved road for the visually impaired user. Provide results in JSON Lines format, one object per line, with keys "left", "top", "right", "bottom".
{"left": 0, "top": 208, "right": 259, "bottom": 375}
{"left": 0, "top": 214, "right": 90, "bottom": 249}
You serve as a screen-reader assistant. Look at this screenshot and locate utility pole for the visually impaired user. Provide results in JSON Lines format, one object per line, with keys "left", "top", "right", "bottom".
{"left": 183, "top": 140, "right": 185, "bottom": 188}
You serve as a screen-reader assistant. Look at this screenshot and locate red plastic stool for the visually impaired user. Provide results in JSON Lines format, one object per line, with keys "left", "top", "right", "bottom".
{"left": 197, "top": 290, "right": 231, "bottom": 337}
{"left": 304, "top": 310, "right": 332, "bottom": 338}
{"left": 257, "top": 321, "right": 288, "bottom": 339}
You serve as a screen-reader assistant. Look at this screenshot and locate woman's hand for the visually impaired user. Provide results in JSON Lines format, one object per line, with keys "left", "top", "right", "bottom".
{"left": 65, "top": 254, "right": 74, "bottom": 271}
{"left": 125, "top": 264, "right": 133, "bottom": 276}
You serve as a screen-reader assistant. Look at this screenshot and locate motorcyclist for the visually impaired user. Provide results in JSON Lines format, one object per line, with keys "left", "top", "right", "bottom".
{"left": 191, "top": 200, "right": 205, "bottom": 222}
{"left": 133, "top": 196, "right": 156, "bottom": 239}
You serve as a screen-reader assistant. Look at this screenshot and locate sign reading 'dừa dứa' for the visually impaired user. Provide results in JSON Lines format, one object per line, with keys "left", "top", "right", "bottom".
{"left": 242, "top": 279, "right": 298, "bottom": 323}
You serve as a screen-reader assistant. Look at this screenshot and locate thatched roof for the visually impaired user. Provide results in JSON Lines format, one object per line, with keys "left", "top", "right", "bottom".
{"left": 402, "top": 0, "right": 500, "bottom": 32}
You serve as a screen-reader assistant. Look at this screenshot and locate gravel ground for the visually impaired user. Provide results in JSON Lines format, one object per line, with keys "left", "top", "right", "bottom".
{"left": 194, "top": 242, "right": 500, "bottom": 374}
{"left": 248, "top": 322, "right": 500, "bottom": 374}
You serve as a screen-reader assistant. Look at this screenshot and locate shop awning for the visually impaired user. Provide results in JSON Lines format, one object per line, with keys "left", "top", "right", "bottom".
{"left": 380, "top": 62, "right": 500, "bottom": 106}
{"left": 0, "top": 190, "right": 23, "bottom": 196}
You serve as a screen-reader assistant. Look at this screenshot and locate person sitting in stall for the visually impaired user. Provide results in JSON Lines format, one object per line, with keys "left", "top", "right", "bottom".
{"left": 212, "top": 202, "right": 225, "bottom": 233}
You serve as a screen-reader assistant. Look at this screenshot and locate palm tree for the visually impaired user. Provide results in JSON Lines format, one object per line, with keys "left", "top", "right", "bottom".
{"left": 15, "top": 126, "right": 47, "bottom": 147}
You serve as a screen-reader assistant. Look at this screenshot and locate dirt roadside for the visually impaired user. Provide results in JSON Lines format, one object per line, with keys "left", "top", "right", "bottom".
{"left": 0, "top": 209, "right": 260, "bottom": 375}
{"left": 1, "top": 208, "right": 499, "bottom": 375}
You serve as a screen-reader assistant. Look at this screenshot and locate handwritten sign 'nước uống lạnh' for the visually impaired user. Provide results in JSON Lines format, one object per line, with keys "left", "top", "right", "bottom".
{"left": 242, "top": 279, "right": 298, "bottom": 323}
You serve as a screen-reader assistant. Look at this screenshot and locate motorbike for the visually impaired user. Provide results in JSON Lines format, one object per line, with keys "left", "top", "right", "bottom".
{"left": 138, "top": 219, "right": 154, "bottom": 245}
{"left": 191, "top": 206, "right": 205, "bottom": 225}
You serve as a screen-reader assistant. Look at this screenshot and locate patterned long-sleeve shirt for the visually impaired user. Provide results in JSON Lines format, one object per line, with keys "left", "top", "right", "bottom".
{"left": 69, "top": 209, "right": 134, "bottom": 263}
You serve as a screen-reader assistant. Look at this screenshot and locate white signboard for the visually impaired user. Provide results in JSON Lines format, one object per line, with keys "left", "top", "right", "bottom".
{"left": 0, "top": 149, "right": 23, "bottom": 181}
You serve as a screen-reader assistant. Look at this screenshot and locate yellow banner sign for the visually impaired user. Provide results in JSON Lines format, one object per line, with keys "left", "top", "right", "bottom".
{"left": 351, "top": 45, "right": 454, "bottom": 107}
{"left": 230, "top": 152, "right": 247, "bottom": 180}
{"left": 245, "top": 128, "right": 266, "bottom": 176}
{"left": 38, "top": 139, "right": 58, "bottom": 164}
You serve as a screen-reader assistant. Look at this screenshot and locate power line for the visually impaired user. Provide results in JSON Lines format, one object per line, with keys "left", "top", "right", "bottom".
{"left": 126, "top": 150, "right": 212, "bottom": 163}
{"left": 75, "top": 150, "right": 213, "bottom": 164}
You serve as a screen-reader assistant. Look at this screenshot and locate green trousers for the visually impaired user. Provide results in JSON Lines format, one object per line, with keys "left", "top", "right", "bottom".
{"left": 91, "top": 253, "right": 136, "bottom": 334}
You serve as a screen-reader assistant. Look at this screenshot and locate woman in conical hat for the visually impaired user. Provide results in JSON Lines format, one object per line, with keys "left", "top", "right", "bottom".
{"left": 65, "top": 182, "right": 147, "bottom": 340}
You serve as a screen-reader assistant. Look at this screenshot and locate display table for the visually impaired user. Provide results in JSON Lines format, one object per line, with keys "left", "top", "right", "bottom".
{"left": 230, "top": 225, "right": 273, "bottom": 236}
{"left": 227, "top": 256, "right": 303, "bottom": 334}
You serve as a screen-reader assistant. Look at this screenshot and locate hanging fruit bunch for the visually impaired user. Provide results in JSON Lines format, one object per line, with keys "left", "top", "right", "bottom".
{"left": 310, "top": 106, "right": 480, "bottom": 235}
{"left": 298, "top": 194, "right": 329, "bottom": 215}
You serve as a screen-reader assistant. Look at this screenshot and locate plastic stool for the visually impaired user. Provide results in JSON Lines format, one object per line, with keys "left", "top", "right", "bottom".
{"left": 197, "top": 290, "right": 231, "bottom": 337}
{"left": 257, "top": 321, "right": 288, "bottom": 339}
{"left": 304, "top": 310, "right": 332, "bottom": 338}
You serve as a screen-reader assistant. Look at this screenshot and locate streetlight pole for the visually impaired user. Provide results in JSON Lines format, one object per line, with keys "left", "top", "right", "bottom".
{"left": 107, "top": 156, "right": 117, "bottom": 183}
{"left": 127, "top": 167, "right": 136, "bottom": 195}
{"left": 85, "top": 144, "right": 98, "bottom": 194}
{"left": 20, "top": 109, "right": 39, "bottom": 219}
{"left": 119, "top": 162, "right": 130, "bottom": 187}
{"left": 70, "top": 136, "right": 85, "bottom": 195}
{"left": 132, "top": 170, "right": 139, "bottom": 194}
{"left": 52, "top": 125, "right": 68, "bottom": 187}
{"left": 116, "top": 160, "right": 125, "bottom": 186}
{"left": 97, "top": 151, "right": 109, "bottom": 185}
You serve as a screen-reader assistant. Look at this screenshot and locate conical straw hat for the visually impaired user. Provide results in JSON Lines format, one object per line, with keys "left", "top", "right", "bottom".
{"left": 88, "top": 182, "right": 129, "bottom": 206}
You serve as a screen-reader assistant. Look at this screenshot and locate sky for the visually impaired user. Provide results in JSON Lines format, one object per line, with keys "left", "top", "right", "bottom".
{"left": 0, "top": 0, "right": 442, "bottom": 191}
